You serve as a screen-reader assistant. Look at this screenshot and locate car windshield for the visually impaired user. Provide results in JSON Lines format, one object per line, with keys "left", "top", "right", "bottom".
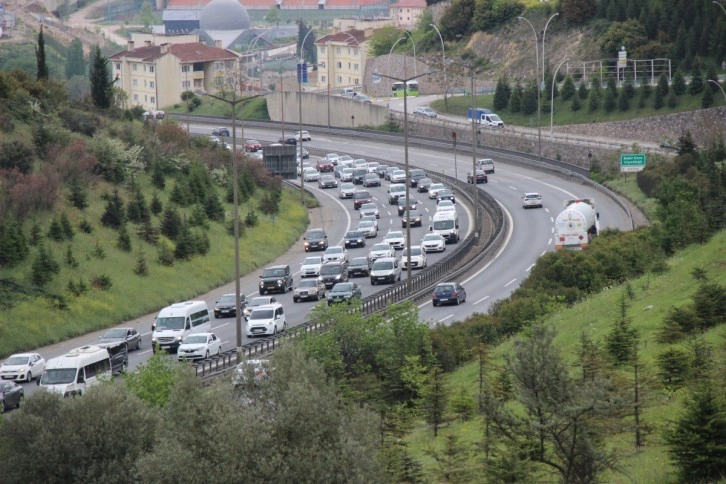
{"left": 307, "top": 230, "right": 325, "bottom": 240}
{"left": 332, "top": 283, "right": 353, "bottom": 292}
{"left": 327, "top": 247, "right": 343, "bottom": 254}
{"left": 327, "top": 153, "right": 339, "bottom": 159}
{"left": 351, "top": 258, "right": 368, "bottom": 266}
{"left": 423, "top": 234, "right": 442, "bottom": 241}
{"left": 182, "top": 335, "right": 208, "bottom": 344}
{"left": 218, "top": 294, "right": 236, "bottom": 304}
{"left": 438, "top": 201, "right": 454, "bottom": 208}
{"left": 372, "top": 261, "right": 393, "bottom": 270}
{"left": 102, "top": 328, "right": 127, "bottom": 339}
{"left": 341, "top": 182, "right": 354, "bottom": 189}
{"left": 321, "top": 265, "right": 342, "bottom": 275}
{"left": 430, "top": 184, "right": 444, "bottom": 191}
{"left": 358, "top": 221, "right": 374, "bottom": 228}
{"left": 346, "top": 231, "right": 363, "bottom": 238}
{"left": 4, "top": 356, "right": 30, "bottom": 365}
{"left": 386, "top": 232, "right": 404, "bottom": 239}
{"left": 372, "top": 244, "right": 390, "bottom": 251}
{"left": 298, "top": 280, "right": 318, "bottom": 288}
{"left": 250, "top": 297, "right": 271, "bottom": 307}
{"left": 303, "top": 257, "right": 322, "bottom": 265}
{"left": 403, "top": 247, "right": 422, "bottom": 256}
{"left": 250, "top": 309, "right": 274, "bottom": 320}
{"left": 155, "top": 317, "right": 185, "bottom": 331}
{"left": 361, "top": 203, "right": 376, "bottom": 210}
{"left": 439, "top": 190, "right": 453, "bottom": 197}
{"left": 41, "top": 368, "right": 77, "bottom": 385}
{"left": 434, "top": 219, "right": 455, "bottom": 230}
{"left": 263, "top": 268, "right": 285, "bottom": 277}
{"left": 393, "top": 170, "right": 405, "bottom": 176}
{"left": 354, "top": 192, "right": 371, "bottom": 199}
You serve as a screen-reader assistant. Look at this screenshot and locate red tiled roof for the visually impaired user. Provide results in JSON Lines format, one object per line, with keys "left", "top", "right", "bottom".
{"left": 280, "top": 0, "right": 318, "bottom": 6}
{"left": 315, "top": 29, "right": 367, "bottom": 46}
{"left": 391, "top": 0, "right": 426, "bottom": 7}
{"left": 166, "top": 0, "right": 212, "bottom": 8}
{"left": 109, "top": 43, "right": 238, "bottom": 63}
{"left": 242, "top": 0, "right": 278, "bottom": 6}
{"left": 324, "top": 0, "right": 384, "bottom": 6}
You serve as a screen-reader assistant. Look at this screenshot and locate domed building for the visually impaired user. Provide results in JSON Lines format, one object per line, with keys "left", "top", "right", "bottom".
{"left": 199, "top": 0, "right": 251, "bottom": 31}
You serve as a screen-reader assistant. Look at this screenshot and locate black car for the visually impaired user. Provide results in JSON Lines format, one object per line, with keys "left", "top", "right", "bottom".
{"left": 376, "top": 165, "right": 389, "bottom": 178}
{"left": 304, "top": 228, "right": 328, "bottom": 252}
{"left": 348, "top": 257, "right": 370, "bottom": 277}
{"left": 467, "top": 169, "right": 488, "bottom": 184}
{"left": 279, "top": 136, "right": 297, "bottom": 145}
{"left": 417, "top": 177, "right": 433, "bottom": 192}
{"left": 214, "top": 293, "right": 247, "bottom": 318}
{"left": 353, "top": 190, "right": 373, "bottom": 210}
{"left": 344, "top": 230, "right": 366, "bottom": 248}
{"left": 98, "top": 327, "right": 142, "bottom": 351}
{"left": 318, "top": 261, "right": 348, "bottom": 289}
{"left": 212, "top": 127, "right": 230, "bottom": 137}
{"left": 408, "top": 169, "right": 427, "bottom": 187}
{"left": 0, "top": 381, "right": 24, "bottom": 413}
{"left": 437, "top": 189, "right": 456, "bottom": 204}
{"left": 326, "top": 282, "right": 362, "bottom": 305}
{"left": 259, "top": 264, "right": 293, "bottom": 294}
{"left": 432, "top": 282, "right": 467, "bottom": 306}
{"left": 401, "top": 209, "right": 423, "bottom": 228}
{"left": 352, "top": 168, "right": 368, "bottom": 185}
{"left": 397, "top": 197, "right": 419, "bottom": 216}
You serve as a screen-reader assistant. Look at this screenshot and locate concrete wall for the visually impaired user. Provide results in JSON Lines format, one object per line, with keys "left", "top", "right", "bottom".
{"left": 267, "top": 91, "right": 389, "bottom": 128}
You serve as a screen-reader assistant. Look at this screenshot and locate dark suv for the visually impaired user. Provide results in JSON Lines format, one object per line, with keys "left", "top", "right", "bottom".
{"left": 408, "top": 169, "right": 427, "bottom": 187}
{"left": 259, "top": 264, "right": 293, "bottom": 294}
{"left": 212, "top": 127, "right": 230, "bottom": 137}
{"left": 353, "top": 190, "right": 373, "bottom": 210}
{"left": 318, "top": 261, "right": 349, "bottom": 289}
{"left": 214, "top": 293, "right": 247, "bottom": 318}
{"left": 304, "top": 228, "right": 328, "bottom": 252}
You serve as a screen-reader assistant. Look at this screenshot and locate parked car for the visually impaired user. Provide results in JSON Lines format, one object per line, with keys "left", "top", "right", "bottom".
{"left": 318, "top": 261, "right": 349, "bottom": 288}
{"left": 370, "top": 257, "right": 402, "bottom": 285}
{"left": 362, "top": 173, "right": 381, "bottom": 187}
{"left": 348, "top": 257, "right": 371, "bottom": 277}
{"left": 467, "top": 169, "right": 488, "bottom": 184}
{"left": 359, "top": 202, "right": 380, "bottom": 219}
{"left": 432, "top": 282, "right": 467, "bottom": 306}
{"left": 368, "top": 242, "right": 395, "bottom": 265}
{"left": 177, "top": 333, "right": 222, "bottom": 361}
{"left": 0, "top": 381, "right": 23, "bottom": 413}
{"left": 401, "top": 209, "right": 423, "bottom": 228}
{"left": 353, "top": 190, "right": 373, "bottom": 210}
{"left": 383, "top": 231, "right": 406, "bottom": 250}
{"left": 522, "top": 192, "right": 543, "bottom": 208}
{"left": 244, "top": 139, "right": 263, "bottom": 151}
{"left": 293, "top": 279, "right": 326, "bottom": 302}
{"left": 318, "top": 175, "right": 338, "bottom": 189}
{"left": 0, "top": 353, "right": 46, "bottom": 382}
{"left": 417, "top": 177, "right": 433, "bottom": 192}
{"left": 339, "top": 182, "right": 356, "bottom": 199}
{"left": 98, "top": 327, "right": 142, "bottom": 351}
{"left": 421, "top": 233, "right": 447, "bottom": 252}
{"left": 344, "top": 230, "right": 366, "bottom": 249}
{"left": 323, "top": 246, "right": 349, "bottom": 265}
{"left": 414, "top": 106, "right": 437, "bottom": 118}
{"left": 327, "top": 282, "right": 362, "bottom": 305}
{"left": 300, "top": 256, "right": 324, "bottom": 278}
{"left": 401, "top": 245, "right": 427, "bottom": 270}
{"left": 258, "top": 264, "right": 293, "bottom": 294}
{"left": 357, "top": 220, "right": 378, "bottom": 238}
{"left": 304, "top": 228, "right": 328, "bottom": 252}
{"left": 212, "top": 127, "right": 230, "bottom": 137}
{"left": 243, "top": 296, "right": 278, "bottom": 320}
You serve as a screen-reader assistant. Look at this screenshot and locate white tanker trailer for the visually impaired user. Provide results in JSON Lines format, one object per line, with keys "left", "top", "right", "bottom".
{"left": 554, "top": 199, "right": 599, "bottom": 250}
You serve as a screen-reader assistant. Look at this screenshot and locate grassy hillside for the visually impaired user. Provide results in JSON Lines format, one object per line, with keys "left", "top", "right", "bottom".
{"left": 406, "top": 230, "right": 726, "bottom": 482}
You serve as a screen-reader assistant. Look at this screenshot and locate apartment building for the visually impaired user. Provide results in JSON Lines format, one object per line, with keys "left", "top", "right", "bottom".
{"left": 390, "top": 0, "right": 427, "bottom": 29}
{"left": 110, "top": 40, "right": 240, "bottom": 111}
{"left": 315, "top": 29, "right": 370, "bottom": 91}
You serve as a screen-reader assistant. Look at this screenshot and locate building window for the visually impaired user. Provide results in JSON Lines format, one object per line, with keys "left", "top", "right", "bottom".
{"left": 320, "top": 61, "right": 326, "bottom": 68}
{"left": 348, "top": 62, "right": 351, "bottom": 69}
{"left": 353, "top": 48, "right": 359, "bottom": 56}
{"left": 182, "top": 80, "right": 190, "bottom": 89}
{"left": 214, "top": 62, "right": 224, "bottom": 71}
{"left": 336, "top": 62, "right": 342, "bottom": 68}
{"left": 354, "top": 63, "right": 359, "bottom": 70}
{"left": 133, "top": 79, "right": 138, "bottom": 87}
{"left": 336, "top": 47, "right": 341, "bottom": 54}
{"left": 321, "top": 47, "right": 326, "bottom": 54}
{"left": 115, "top": 62, "right": 121, "bottom": 70}
{"left": 150, "top": 81, "right": 155, "bottom": 88}
{"left": 321, "top": 75, "right": 326, "bottom": 83}
{"left": 354, "top": 78, "right": 359, "bottom": 85}
{"left": 150, "top": 96, "right": 155, "bottom": 104}
{"left": 133, "top": 94, "right": 139, "bottom": 101}
{"left": 337, "top": 76, "right": 342, "bottom": 83}
{"left": 182, "top": 65, "right": 190, "bottom": 73}
{"left": 132, "top": 64, "right": 137, "bottom": 71}
{"left": 149, "top": 66, "right": 155, "bottom": 73}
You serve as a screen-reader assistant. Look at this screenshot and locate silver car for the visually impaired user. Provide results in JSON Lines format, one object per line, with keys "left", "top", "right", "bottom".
{"left": 339, "top": 182, "right": 356, "bottom": 199}
{"left": 383, "top": 231, "right": 406, "bottom": 250}
{"left": 522, "top": 192, "right": 543, "bottom": 208}
{"left": 293, "top": 279, "right": 326, "bottom": 302}
{"left": 359, "top": 202, "right": 380, "bottom": 219}
{"left": 357, "top": 220, "right": 378, "bottom": 238}
{"left": 323, "top": 246, "right": 349, "bottom": 264}
{"left": 367, "top": 242, "right": 395, "bottom": 264}
{"left": 300, "top": 256, "right": 323, "bottom": 278}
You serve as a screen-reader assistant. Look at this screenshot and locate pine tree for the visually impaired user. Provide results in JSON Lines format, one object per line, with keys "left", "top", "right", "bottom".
{"left": 668, "top": 92, "right": 678, "bottom": 108}
{"left": 657, "top": 72, "right": 669, "bottom": 98}
{"left": 203, "top": 192, "right": 224, "bottom": 221}
{"left": 189, "top": 204, "right": 209, "bottom": 228}
{"left": 151, "top": 163, "right": 166, "bottom": 190}
{"left": 67, "top": 177, "right": 88, "bottom": 210}
{"left": 47, "top": 217, "right": 64, "bottom": 241}
{"left": 90, "top": 45, "right": 113, "bottom": 109}
{"left": 623, "top": 76, "right": 635, "bottom": 99}
{"left": 101, "top": 189, "right": 126, "bottom": 229}
{"left": 31, "top": 243, "right": 60, "bottom": 287}
{"left": 653, "top": 85, "right": 664, "bottom": 109}
{"left": 588, "top": 86, "right": 601, "bottom": 112}
{"left": 571, "top": 94, "right": 581, "bottom": 112}
{"left": 136, "top": 218, "right": 160, "bottom": 245}
{"left": 427, "top": 435, "right": 473, "bottom": 482}
{"left": 0, "top": 218, "right": 29, "bottom": 268}
{"left": 578, "top": 81, "right": 589, "bottom": 99}
{"left": 618, "top": 88, "right": 630, "bottom": 111}
{"left": 604, "top": 78, "right": 618, "bottom": 112}
{"left": 422, "top": 365, "right": 447, "bottom": 437}
{"left": 521, "top": 81, "right": 538, "bottom": 115}
{"left": 577, "top": 332, "right": 604, "bottom": 382}
{"left": 508, "top": 83, "right": 522, "bottom": 113}
{"left": 493, "top": 76, "right": 510, "bottom": 111}
{"left": 560, "top": 75, "right": 575, "bottom": 100}
{"left": 134, "top": 249, "right": 149, "bottom": 276}
{"left": 60, "top": 213, "right": 74, "bottom": 240}
{"left": 64, "top": 245, "right": 78, "bottom": 268}
{"left": 117, "top": 223, "right": 132, "bottom": 252}
{"left": 36, "top": 25, "right": 48, "bottom": 81}
{"left": 127, "top": 188, "right": 150, "bottom": 223}
{"left": 702, "top": 86, "right": 714, "bottom": 109}
{"left": 29, "top": 222, "right": 42, "bottom": 246}
{"left": 173, "top": 219, "right": 194, "bottom": 260}
{"left": 688, "top": 66, "right": 704, "bottom": 95}
{"left": 65, "top": 38, "right": 86, "bottom": 79}
{"left": 150, "top": 193, "right": 163, "bottom": 215}
{"left": 160, "top": 205, "right": 181, "bottom": 240}
{"left": 656, "top": 346, "right": 689, "bottom": 389}
{"left": 672, "top": 69, "right": 686, "bottom": 96}
{"left": 605, "top": 294, "right": 639, "bottom": 365}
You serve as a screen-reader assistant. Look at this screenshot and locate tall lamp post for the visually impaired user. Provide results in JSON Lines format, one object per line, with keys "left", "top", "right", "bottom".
{"left": 518, "top": 15, "right": 542, "bottom": 159}
{"left": 196, "top": 87, "right": 264, "bottom": 361}
{"left": 398, "top": 28, "right": 417, "bottom": 76}
{"left": 550, "top": 57, "right": 569, "bottom": 136}
{"left": 713, "top": 1, "right": 726, "bottom": 17}
{"left": 298, "top": 27, "right": 316, "bottom": 206}
{"left": 541, "top": 12, "right": 560, "bottom": 87}
{"left": 429, "top": 23, "right": 448, "bottom": 110}
{"left": 454, "top": 61, "right": 479, "bottom": 226}
{"left": 708, "top": 79, "right": 726, "bottom": 102}
{"left": 376, "top": 63, "right": 432, "bottom": 293}
{"left": 387, "top": 37, "right": 407, "bottom": 96}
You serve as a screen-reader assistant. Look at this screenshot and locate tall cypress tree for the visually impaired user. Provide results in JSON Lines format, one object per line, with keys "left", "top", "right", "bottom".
{"left": 65, "top": 38, "right": 86, "bottom": 79}
{"left": 36, "top": 25, "right": 49, "bottom": 81}
{"left": 90, "top": 45, "right": 113, "bottom": 109}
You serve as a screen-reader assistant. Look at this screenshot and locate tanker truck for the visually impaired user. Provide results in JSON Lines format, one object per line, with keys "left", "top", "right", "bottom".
{"left": 554, "top": 199, "right": 599, "bottom": 250}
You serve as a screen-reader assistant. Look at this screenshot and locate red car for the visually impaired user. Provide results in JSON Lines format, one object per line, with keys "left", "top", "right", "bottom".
{"left": 244, "top": 139, "right": 262, "bottom": 152}
{"left": 316, "top": 160, "right": 334, "bottom": 172}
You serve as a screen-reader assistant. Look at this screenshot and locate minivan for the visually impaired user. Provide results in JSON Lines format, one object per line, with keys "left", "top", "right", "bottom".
{"left": 39, "top": 345, "right": 112, "bottom": 397}
{"left": 151, "top": 301, "right": 211, "bottom": 354}
{"left": 370, "top": 257, "right": 402, "bottom": 285}
{"left": 246, "top": 303, "right": 286, "bottom": 337}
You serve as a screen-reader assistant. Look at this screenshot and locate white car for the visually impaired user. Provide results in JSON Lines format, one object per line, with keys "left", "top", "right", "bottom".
{"left": 177, "top": 333, "right": 222, "bottom": 361}
{"left": 243, "top": 295, "right": 278, "bottom": 320}
{"left": 325, "top": 153, "right": 341, "bottom": 165}
{"left": 428, "top": 183, "right": 447, "bottom": 199}
{"left": 401, "top": 245, "right": 427, "bottom": 269}
{"left": 359, "top": 202, "right": 380, "bottom": 219}
{"left": 436, "top": 199, "right": 457, "bottom": 214}
{"left": 414, "top": 106, "right": 437, "bottom": 118}
{"left": 360, "top": 214, "right": 379, "bottom": 230}
{"left": 357, "top": 219, "right": 378, "bottom": 238}
{"left": 522, "top": 192, "right": 543, "bottom": 208}
{"left": 340, "top": 168, "right": 354, "bottom": 182}
{"left": 300, "top": 256, "right": 324, "bottom": 278}
{"left": 390, "top": 170, "right": 407, "bottom": 184}
{"left": 384, "top": 231, "right": 406, "bottom": 250}
{"left": 297, "top": 162, "right": 313, "bottom": 176}
{"left": 339, "top": 182, "right": 356, "bottom": 199}
{"left": 303, "top": 168, "right": 321, "bottom": 182}
{"left": 421, "top": 233, "right": 446, "bottom": 252}
{"left": 246, "top": 303, "right": 286, "bottom": 337}
{"left": 295, "top": 130, "right": 312, "bottom": 141}
{"left": 366, "top": 162, "right": 380, "bottom": 174}
{"left": 323, "top": 246, "right": 349, "bottom": 264}
{"left": 368, "top": 242, "right": 395, "bottom": 264}
{"left": 338, "top": 155, "right": 354, "bottom": 165}
{"left": 0, "top": 353, "right": 46, "bottom": 382}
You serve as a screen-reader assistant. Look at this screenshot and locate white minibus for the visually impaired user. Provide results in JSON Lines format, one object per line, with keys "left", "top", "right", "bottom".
{"left": 151, "top": 300, "right": 211, "bottom": 354}
{"left": 39, "top": 345, "right": 112, "bottom": 397}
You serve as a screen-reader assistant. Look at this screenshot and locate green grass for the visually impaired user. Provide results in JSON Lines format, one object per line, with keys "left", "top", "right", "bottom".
{"left": 165, "top": 96, "right": 270, "bottom": 121}
{"left": 0, "top": 179, "right": 308, "bottom": 357}
{"left": 431, "top": 89, "right": 719, "bottom": 128}
{"left": 407, "top": 230, "right": 726, "bottom": 480}
{"left": 604, "top": 175, "right": 659, "bottom": 221}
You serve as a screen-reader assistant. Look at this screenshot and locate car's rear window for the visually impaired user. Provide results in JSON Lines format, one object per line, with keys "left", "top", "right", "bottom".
{"left": 354, "top": 192, "right": 371, "bottom": 199}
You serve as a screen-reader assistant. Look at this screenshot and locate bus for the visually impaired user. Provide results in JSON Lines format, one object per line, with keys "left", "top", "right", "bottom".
{"left": 391, "top": 81, "right": 419, "bottom": 98}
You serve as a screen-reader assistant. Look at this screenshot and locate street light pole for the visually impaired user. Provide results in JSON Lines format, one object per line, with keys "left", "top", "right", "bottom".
{"left": 388, "top": 37, "right": 407, "bottom": 97}
{"left": 398, "top": 28, "right": 417, "bottom": 76}
{"left": 518, "top": 15, "right": 542, "bottom": 159}
{"left": 298, "top": 27, "right": 316, "bottom": 206}
{"left": 550, "top": 57, "right": 569, "bottom": 136}
{"left": 452, "top": 131, "right": 458, "bottom": 181}
{"left": 196, "top": 88, "right": 264, "bottom": 361}
{"left": 542, "top": 12, "right": 560, "bottom": 87}
{"left": 451, "top": 60, "right": 479, "bottom": 224}
{"left": 708, "top": 79, "right": 726, "bottom": 102}
{"left": 430, "top": 23, "right": 448, "bottom": 110}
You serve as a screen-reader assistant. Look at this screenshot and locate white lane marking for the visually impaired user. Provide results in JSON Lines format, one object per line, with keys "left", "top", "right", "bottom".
{"left": 504, "top": 278, "right": 517, "bottom": 287}
{"left": 545, "top": 208, "right": 550, "bottom": 213}
{"left": 213, "top": 322, "right": 230, "bottom": 330}
{"left": 550, "top": 216, "right": 554, "bottom": 223}
{"left": 508, "top": 185, "right": 518, "bottom": 191}
{"left": 526, "top": 264, "right": 534, "bottom": 272}
{"left": 474, "top": 296, "right": 489, "bottom": 305}
{"left": 139, "top": 349, "right": 153, "bottom": 356}
{"left": 246, "top": 292, "right": 257, "bottom": 298}
{"left": 541, "top": 250, "right": 547, "bottom": 256}
{"left": 438, "top": 314, "right": 454, "bottom": 323}
{"left": 514, "top": 174, "right": 578, "bottom": 199}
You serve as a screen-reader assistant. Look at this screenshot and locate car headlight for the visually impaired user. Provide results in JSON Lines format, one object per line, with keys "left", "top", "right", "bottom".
{"left": 277, "top": 279, "right": 284, "bottom": 285}
{"left": 152, "top": 337, "right": 157, "bottom": 343}
{"left": 175, "top": 336, "right": 182, "bottom": 342}
{"left": 259, "top": 281, "right": 264, "bottom": 287}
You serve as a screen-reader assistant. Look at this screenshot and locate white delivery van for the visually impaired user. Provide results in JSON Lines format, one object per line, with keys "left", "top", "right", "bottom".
{"left": 151, "top": 301, "right": 211, "bottom": 354}
{"left": 431, "top": 211, "right": 460, "bottom": 244}
{"left": 475, "top": 158, "right": 495, "bottom": 174}
{"left": 39, "top": 345, "right": 112, "bottom": 397}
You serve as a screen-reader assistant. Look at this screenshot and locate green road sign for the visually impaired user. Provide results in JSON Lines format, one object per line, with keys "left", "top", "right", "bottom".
{"left": 620, "top": 153, "right": 646, "bottom": 172}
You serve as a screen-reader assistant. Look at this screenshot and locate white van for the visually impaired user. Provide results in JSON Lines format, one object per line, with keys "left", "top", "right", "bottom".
{"left": 39, "top": 345, "right": 112, "bottom": 397}
{"left": 151, "top": 301, "right": 211, "bottom": 354}
{"left": 431, "top": 211, "right": 460, "bottom": 243}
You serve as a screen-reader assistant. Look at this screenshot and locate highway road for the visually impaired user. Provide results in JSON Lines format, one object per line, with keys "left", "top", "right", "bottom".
{"left": 17, "top": 125, "right": 632, "bottom": 397}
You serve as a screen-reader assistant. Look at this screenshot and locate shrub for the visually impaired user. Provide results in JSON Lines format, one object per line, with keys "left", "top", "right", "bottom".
{"left": 91, "top": 274, "right": 113, "bottom": 291}
{"left": 656, "top": 346, "right": 689, "bottom": 389}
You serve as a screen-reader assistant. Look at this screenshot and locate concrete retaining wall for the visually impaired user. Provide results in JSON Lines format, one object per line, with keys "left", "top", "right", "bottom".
{"left": 267, "top": 91, "right": 389, "bottom": 128}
